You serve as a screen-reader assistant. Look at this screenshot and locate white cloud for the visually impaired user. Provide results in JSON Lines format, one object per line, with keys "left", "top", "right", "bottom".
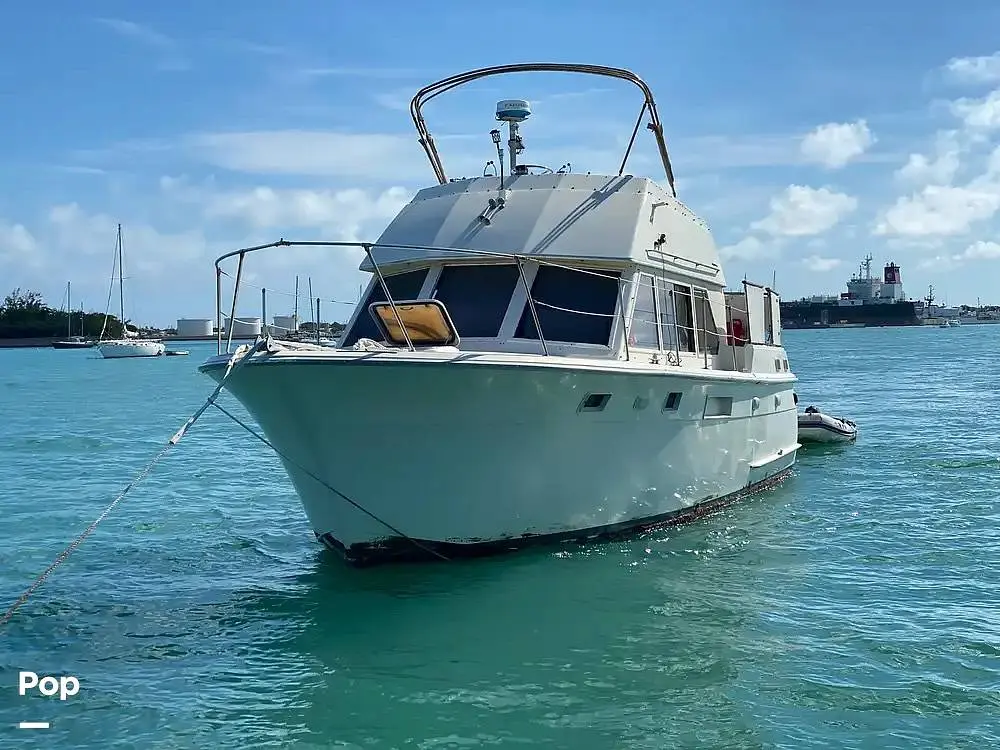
{"left": 718, "top": 236, "right": 775, "bottom": 260}
{"left": 944, "top": 52, "right": 1000, "bottom": 85}
{"left": 95, "top": 18, "right": 189, "bottom": 72}
{"left": 895, "top": 131, "right": 962, "bottom": 186}
{"left": 802, "top": 255, "right": 842, "bottom": 272}
{"left": 950, "top": 89, "right": 1000, "bottom": 132}
{"left": 188, "top": 131, "right": 427, "bottom": 180}
{"left": 917, "top": 240, "right": 1000, "bottom": 271}
{"left": 0, "top": 221, "right": 41, "bottom": 268}
{"left": 800, "top": 120, "right": 875, "bottom": 169}
{"left": 874, "top": 183, "right": 1000, "bottom": 236}
{"left": 162, "top": 178, "right": 413, "bottom": 241}
{"left": 751, "top": 185, "right": 858, "bottom": 237}
{"left": 962, "top": 239, "right": 1000, "bottom": 259}
{"left": 47, "top": 202, "right": 209, "bottom": 274}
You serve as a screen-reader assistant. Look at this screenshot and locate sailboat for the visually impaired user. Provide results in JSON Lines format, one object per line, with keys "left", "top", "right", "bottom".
{"left": 96, "top": 223, "right": 165, "bottom": 359}
{"left": 51, "top": 281, "right": 94, "bottom": 349}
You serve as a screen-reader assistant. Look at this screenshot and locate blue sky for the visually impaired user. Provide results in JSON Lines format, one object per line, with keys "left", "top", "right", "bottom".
{"left": 4, "top": 0, "right": 1000, "bottom": 326}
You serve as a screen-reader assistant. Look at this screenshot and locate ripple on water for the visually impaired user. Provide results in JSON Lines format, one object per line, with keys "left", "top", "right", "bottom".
{"left": 1, "top": 334, "right": 999, "bottom": 748}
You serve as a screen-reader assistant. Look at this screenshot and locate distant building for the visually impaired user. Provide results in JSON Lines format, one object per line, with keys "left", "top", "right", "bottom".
{"left": 224, "top": 316, "right": 261, "bottom": 337}
{"left": 176, "top": 318, "right": 213, "bottom": 337}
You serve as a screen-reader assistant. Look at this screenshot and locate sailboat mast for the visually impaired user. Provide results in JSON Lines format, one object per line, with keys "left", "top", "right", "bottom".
{"left": 66, "top": 281, "right": 71, "bottom": 337}
{"left": 117, "top": 223, "right": 125, "bottom": 334}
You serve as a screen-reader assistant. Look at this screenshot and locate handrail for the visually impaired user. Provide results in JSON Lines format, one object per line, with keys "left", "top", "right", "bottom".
{"left": 212, "top": 240, "right": 774, "bottom": 373}
{"left": 408, "top": 63, "right": 677, "bottom": 197}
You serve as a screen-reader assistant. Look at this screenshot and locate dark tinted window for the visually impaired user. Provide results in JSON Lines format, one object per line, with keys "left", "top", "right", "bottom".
{"left": 433, "top": 264, "right": 520, "bottom": 338}
{"left": 763, "top": 290, "right": 774, "bottom": 344}
{"left": 673, "top": 284, "right": 696, "bottom": 353}
{"left": 341, "top": 268, "right": 429, "bottom": 346}
{"left": 515, "top": 265, "right": 622, "bottom": 345}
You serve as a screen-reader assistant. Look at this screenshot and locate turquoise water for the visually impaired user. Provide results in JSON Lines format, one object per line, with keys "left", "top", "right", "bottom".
{"left": 0, "top": 329, "right": 998, "bottom": 748}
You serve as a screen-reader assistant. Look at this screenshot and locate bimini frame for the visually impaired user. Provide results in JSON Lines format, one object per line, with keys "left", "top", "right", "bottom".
{"left": 408, "top": 63, "right": 678, "bottom": 197}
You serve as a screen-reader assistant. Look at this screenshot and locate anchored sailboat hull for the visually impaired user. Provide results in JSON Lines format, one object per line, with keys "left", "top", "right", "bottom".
{"left": 97, "top": 340, "right": 165, "bottom": 358}
{"left": 201, "top": 349, "right": 798, "bottom": 566}
{"left": 52, "top": 339, "right": 94, "bottom": 349}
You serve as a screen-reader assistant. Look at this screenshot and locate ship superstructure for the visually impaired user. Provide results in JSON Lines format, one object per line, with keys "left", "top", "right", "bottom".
{"left": 780, "top": 255, "right": 923, "bottom": 328}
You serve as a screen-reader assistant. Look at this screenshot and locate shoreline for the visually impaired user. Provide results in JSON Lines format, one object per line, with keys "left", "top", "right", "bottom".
{"left": 0, "top": 334, "right": 245, "bottom": 349}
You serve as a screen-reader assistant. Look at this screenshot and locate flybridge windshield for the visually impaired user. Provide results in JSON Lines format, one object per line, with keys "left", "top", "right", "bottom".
{"left": 408, "top": 63, "right": 679, "bottom": 196}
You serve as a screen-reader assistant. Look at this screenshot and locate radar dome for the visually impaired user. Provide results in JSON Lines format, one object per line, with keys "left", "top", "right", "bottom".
{"left": 496, "top": 99, "right": 531, "bottom": 122}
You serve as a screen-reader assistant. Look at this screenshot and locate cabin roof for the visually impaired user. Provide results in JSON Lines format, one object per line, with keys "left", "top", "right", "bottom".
{"left": 363, "top": 173, "right": 726, "bottom": 288}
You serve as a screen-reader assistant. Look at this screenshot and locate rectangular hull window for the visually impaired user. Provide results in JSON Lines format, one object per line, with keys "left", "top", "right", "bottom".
{"left": 516, "top": 266, "right": 622, "bottom": 345}
{"left": 663, "top": 392, "right": 682, "bottom": 411}
{"left": 342, "top": 268, "right": 429, "bottom": 346}
{"left": 433, "top": 264, "right": 520, "bottom": 338}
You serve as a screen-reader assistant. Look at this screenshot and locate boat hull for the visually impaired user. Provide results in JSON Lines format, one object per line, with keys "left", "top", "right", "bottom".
{"left": 797, "top": 412, "right": 857, "bottom": 443}
{"left": 52, "top": 340, "right": 94, "bottom": 349}
{"left": 201, "top": 352, "right": 799, "bottom": 566}
{"left": 97, "top": 340, "right": 166, "bottom": 358}
{"left": 780, "top": 299, "right": 922, "bottom": 329}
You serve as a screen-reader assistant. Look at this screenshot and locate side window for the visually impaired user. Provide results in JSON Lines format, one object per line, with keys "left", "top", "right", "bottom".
{"left": 629, "top": 274, "right": 659, "bottom": 348}
{"left": 657, "top": 279, "right": 678, "bottom": 352}
{"left": 515, "top": 265, "right": 622, "bottom": 345}
{"left": 694, "top": 290, "right": 720, "bottom": 355}
{"left": 673, "top": 284, "right": 696, "bottom": 353}
{"left": 341, "top": 268, "right": 429, "bottom": 346}
{"left": 433, "top": 264, "right": 520, "bottom": 338}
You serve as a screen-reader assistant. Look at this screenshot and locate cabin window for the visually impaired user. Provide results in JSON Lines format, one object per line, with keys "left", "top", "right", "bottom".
{"left": 341, "top": 268, "right": 429, "bottom": 346}
{"left": 673, "top": 284, "right": 697, "bottom": 353}
{"left": 515, "top": 265, "right": 622, "bottom": 345}
{"left": 629, "top": 274, "right": 659, "bottom": 348}
{"left": 694, "top": 290, "right": 720, "bottom": 355}
{"left": 432, "top": 264, "right": 520, "bottom": 338}
{"left": 657, "top": 280, "right": 679, "bottom": 352}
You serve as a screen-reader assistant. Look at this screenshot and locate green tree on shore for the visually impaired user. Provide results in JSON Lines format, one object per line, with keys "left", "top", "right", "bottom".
{"left": 0, "top": 288, "right": 124, "bottom": 339}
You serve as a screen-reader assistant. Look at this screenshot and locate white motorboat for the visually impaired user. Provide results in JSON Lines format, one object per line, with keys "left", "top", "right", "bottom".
{"left": 96, "top": 224, "right": 165, "bottom": 359}
{"left": 199, "top": 63, "right": 801, "bottom": 567}
{"left": 797, "top": 406, "right": 858, "bottom": 443}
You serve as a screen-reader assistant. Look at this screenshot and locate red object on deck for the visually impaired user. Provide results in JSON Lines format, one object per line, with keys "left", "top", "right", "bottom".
{"left": 727, "top": 318, "right": 747, "bottom": 346}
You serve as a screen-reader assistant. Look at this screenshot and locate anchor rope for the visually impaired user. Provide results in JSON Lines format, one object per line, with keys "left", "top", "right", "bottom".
{"left": 0, "top": 340, "right": 264, "bottom": 630}
{"left": 1, "top": 337, "right": 447, "bottom": 629}
{"left": 209, "top": 402, "right": 450, "bottom": 563}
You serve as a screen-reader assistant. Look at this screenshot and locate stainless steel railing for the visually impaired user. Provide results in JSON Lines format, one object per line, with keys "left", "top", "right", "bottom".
{"left": 212, "top": 239, "right": 774, "bottom": 370}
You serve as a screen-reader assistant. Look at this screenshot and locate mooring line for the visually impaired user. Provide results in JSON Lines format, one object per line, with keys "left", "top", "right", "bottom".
{"left": 0, "top": 340, "right": 266, "bottom": 630}
{"left": 1, "top": 337, "right": 448, "bottom": 629}
{"left": 209, "top": 402, "right": 450, "bottom": 562}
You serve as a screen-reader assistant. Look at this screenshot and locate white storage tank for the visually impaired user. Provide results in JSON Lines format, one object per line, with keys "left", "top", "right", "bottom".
{"left": 175, "top": 318, "right": 213, "bottom": 337}
{"left": 225, "top": 317, "right": 262, "bottom": 337}
{"left": 272, "top": 314, "right": 299, "bottom": 334}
